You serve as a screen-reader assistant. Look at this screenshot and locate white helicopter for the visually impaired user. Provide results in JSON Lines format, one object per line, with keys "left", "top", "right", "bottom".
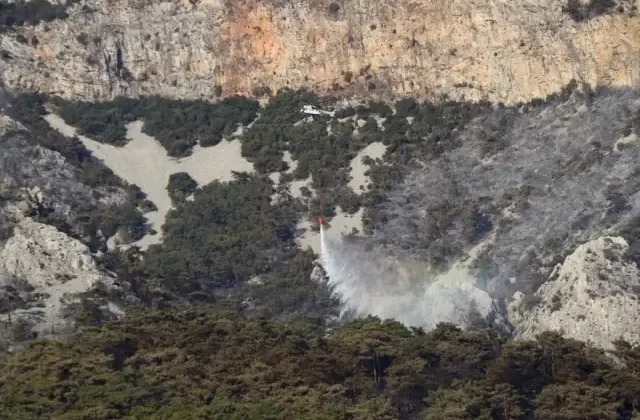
{"left": 300, "top": 104, "right": 336, "bottom": 118}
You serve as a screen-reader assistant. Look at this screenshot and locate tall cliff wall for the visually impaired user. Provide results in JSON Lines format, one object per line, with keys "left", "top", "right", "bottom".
{"left": 0, "top": 0, "right": 639, "bottom": 103}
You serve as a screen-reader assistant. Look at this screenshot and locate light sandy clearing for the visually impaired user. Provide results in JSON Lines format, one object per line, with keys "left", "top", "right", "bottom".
{"left": 44, "top": 114, "right": 254, "bottom": 249}
{"left": 348, "top": 142, "right": 386, "bottom": 193}
{"left": 296, "top": 208, "right": 364, "bottom": 254}
{"left": 296, "top": 142, "right": 387, "bottom": 255}
{"left": 269, "top": 151, "right": 312, "bottom": 203}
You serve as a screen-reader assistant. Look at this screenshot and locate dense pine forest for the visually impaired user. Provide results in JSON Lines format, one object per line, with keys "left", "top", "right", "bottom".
{"left": 2, "top": 308, "right": 640, "bottom": 420}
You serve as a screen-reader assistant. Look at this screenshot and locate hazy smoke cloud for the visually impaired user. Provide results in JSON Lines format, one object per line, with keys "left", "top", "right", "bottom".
{"left": 320, "top": 227, "right": 502, "bottom": 330}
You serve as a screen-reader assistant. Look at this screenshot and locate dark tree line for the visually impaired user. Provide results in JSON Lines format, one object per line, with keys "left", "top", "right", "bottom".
{"left": 0, "top": 308, "right": 639, "bottom": 419}
{"left": 54, "top": 95, "right": 260, "bottom": 157}
{"left": 0, "top": 0, "right": 77, "bottom": 32}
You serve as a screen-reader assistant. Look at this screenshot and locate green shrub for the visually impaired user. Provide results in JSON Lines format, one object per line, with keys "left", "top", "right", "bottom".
{"left": 167, "top": 172, "right": 197, "bottom": 203}
{"left": 0, "top": 0, "right": 77, "bottom": 32}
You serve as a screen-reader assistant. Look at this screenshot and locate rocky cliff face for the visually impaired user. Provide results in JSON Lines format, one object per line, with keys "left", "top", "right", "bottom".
{"left": 508, "top": 236, "right": 640, "bottom": 350}
{"left": 0, "top": 0, "right": 639, "bottom": 103}
{"left": 0, "top": 206, "right": 116, "bottom": 347}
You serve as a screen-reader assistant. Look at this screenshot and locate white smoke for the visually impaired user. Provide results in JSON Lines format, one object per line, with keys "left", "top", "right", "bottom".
{"left": 320, "top": 226, "right": 501, "bottom": 331}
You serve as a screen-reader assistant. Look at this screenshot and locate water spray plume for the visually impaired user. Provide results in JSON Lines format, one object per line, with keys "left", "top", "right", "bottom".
{"left": 320, "top": 224, "right": 328, "bottom": 267}
{"left": 319, "top": 227, "right": 503, "bottom": 331}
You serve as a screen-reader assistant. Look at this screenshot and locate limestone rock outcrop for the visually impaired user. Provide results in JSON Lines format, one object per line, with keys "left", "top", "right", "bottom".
{"left": 0, "top": 0, "right": 639, "bottom": 103}
{"left": 508, "top": 236, "right": 640, "bottom": 350}
{"left": 0, "top": 208, "right": 114, "bottom": 341}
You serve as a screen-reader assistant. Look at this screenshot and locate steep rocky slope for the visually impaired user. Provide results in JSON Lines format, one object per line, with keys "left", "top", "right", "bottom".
{"left": 21, "top": 85, "right": 639, "bottom": 350}
{"left": 0, "top": 113, "right": 124, "bottom": 235}
{"left": 372, "top": 88, "right": 640, "bottom": 293}
{"left": 0, "top": 102, "right": 150, "bottom": 350}
{"left": 0, "top": 0, "right": 639, "bottom": 103}
{"left": 508, "top": 236, "right": 640, "bottom": 350}
{"left": 3, "top": 85, "right": 640, "bottom": 351}
{"left": 0, "top": 206, "right": 116, "bottom": 347}
{"left": 357, "top": 87, "right": 640, "bottom": 347}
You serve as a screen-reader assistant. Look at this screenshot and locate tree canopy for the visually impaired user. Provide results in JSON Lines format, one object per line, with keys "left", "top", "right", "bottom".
{"left": 0, "top": 309, "right": 639, "bottom": 419}
{"left": 0, "top": 0, "right": 76, "bottom": 33}
{"left": 53, "top": 95, "right": 259, "bottom": 157}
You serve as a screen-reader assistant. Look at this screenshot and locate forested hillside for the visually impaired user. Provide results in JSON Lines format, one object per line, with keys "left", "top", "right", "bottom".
{"left": 1, "top": 0, "right": 640, "bottom": 417}
{"left": 3, "top": 84, "right": 640, "bottom": 419}
{"left": 144, "top": 172, "right": 336, "bottom": 319}
{"left": 9, "top": 85, "right": 640, "bottom": 313}
{"left": 1, "top": 308, "right": 640, "bottom": 420}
